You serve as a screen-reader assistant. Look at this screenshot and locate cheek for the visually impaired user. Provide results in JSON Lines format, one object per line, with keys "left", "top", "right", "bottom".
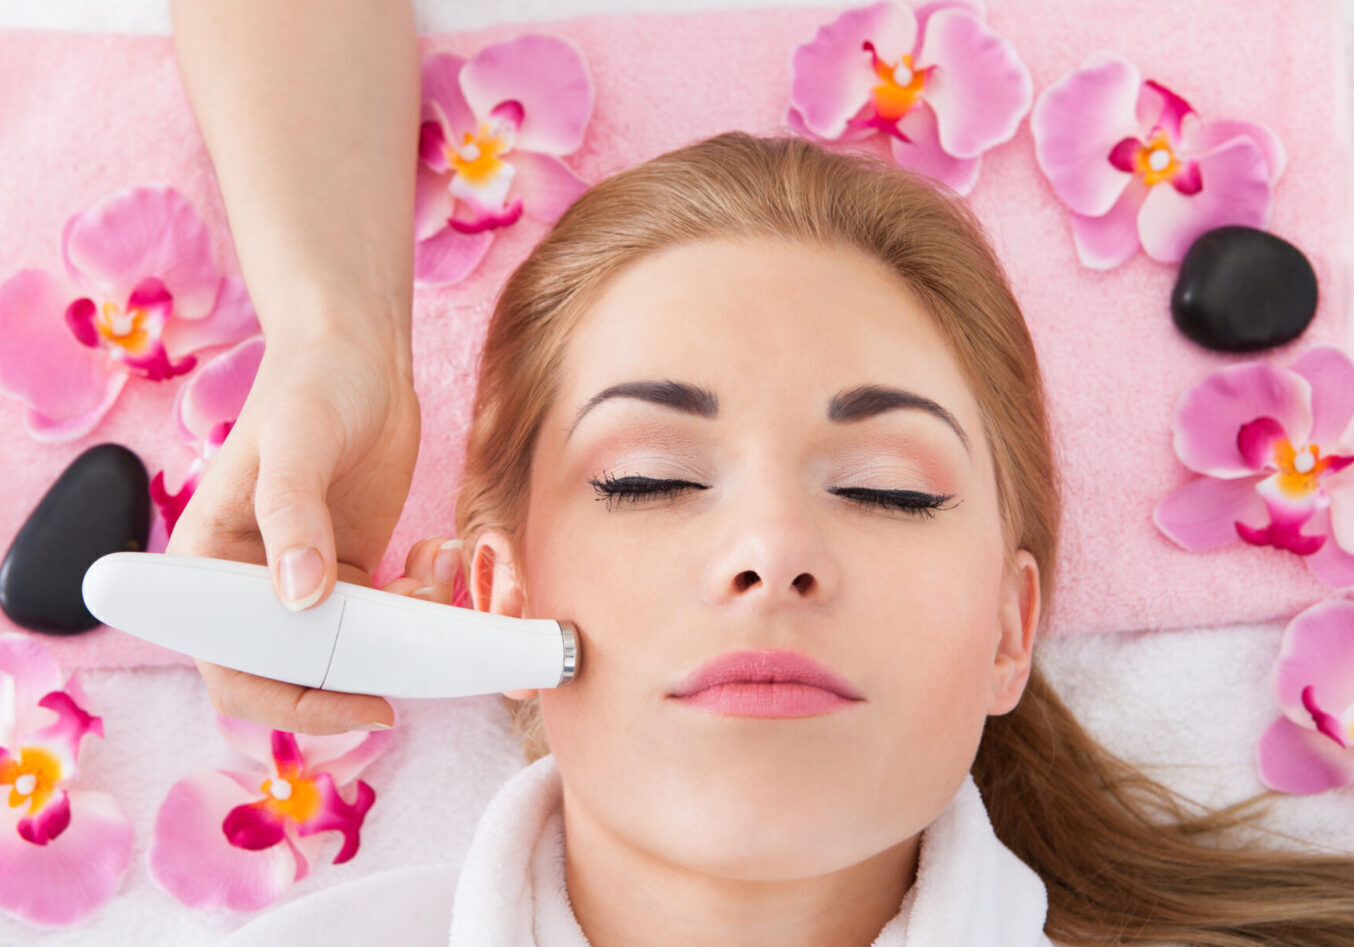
{"left": 522, "top": 498, "right": 685, "bottom": 741}
{"left": 846, "top": 515, "right": 1006, "bottom": 727}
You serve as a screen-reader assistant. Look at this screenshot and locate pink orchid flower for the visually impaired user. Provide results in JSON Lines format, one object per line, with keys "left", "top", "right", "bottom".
{"left": 1256, "top": 599, "right": 1354, "bottom": 794}
{"left": 0, "top": 633, "right": 133, "bottom": 927}
{"left": 1154, "top": 345, "right": 1354, "bottom": 588}
{"left": 150, "top": 335, "right": 264, "bottom": 538}
{"left": 786, "top": 0, "right": 1032, "bottom": 196}
{"left": 148, "top": 713, "right": 392, "bottom": 911}
{"left": 1031, "top": 51, "right": 1285, "bottom": 269}
{"left": 415, "top": 34, "right": 593, "bottom": 285}
{"left": 0, "top": 186, "right": 260, "bottom": 442}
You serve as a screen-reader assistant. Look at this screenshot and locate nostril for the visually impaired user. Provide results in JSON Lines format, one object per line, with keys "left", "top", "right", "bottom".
{"left": 792, "top": 573, "right": 815, "bottom": 595}
{"left": 734, "top": 570, "right": 761, "bottom": 592}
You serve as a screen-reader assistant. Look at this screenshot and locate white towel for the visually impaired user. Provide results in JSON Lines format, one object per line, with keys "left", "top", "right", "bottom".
{"left": 221, "top": 752, "right": 1055, "bottom": 946}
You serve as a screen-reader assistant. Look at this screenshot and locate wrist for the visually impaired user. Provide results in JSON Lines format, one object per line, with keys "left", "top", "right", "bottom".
{"left": 255, "top": 283, "right": 415, "bottom": 382}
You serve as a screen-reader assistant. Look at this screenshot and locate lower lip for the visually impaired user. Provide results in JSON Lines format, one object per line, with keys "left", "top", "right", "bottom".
{"left": 671, "top": 682, "right": 859, "bottom": 717}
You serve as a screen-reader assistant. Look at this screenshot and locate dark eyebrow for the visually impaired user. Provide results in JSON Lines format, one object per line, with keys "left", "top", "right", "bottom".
{"left": 567, "top": 379, "right": 970, "bottom": 455}
{"left": 828, "top": 385, "right": 971, "bottom": 454}
{"left": 568, "top": 380, "right": 718, "bottom": 439}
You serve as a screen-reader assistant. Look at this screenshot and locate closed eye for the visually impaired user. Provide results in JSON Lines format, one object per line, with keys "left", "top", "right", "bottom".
{"left": 828, "top": 487, "right": 958, "bottom": 518}
{"left": 588, "top": 474, "right": 957, "bottom": 518}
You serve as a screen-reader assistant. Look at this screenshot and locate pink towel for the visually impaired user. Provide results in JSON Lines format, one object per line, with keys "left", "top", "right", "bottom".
{"left": 0, "top": 0, "right": 1350, "bottom": 673}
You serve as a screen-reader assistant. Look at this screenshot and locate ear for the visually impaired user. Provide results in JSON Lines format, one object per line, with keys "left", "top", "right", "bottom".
{"left": 470, "top": 528, "right": 537, "bottom": 701}
{"left": 987, "top": 548, "right": 1040, "bottom": 716}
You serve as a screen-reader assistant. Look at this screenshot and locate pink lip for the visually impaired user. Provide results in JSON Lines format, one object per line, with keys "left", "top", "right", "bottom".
{"left": 669, "top": 649, "right": 864, "bottom": 705}
{"left": 673, "top": 682, "right": 860, "bottom": 717}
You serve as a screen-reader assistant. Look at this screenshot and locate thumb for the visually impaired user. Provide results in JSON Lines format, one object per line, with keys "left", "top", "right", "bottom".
{"left": 253, "top": 405, "right": 342, "bottom": 612}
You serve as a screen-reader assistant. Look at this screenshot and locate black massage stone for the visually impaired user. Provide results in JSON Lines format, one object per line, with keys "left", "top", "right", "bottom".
{"left": 0, "top": 443, "right": 150, "bottom": 634}
{"left": 1171, "top": 225, "right": 1317, "bottom": 353}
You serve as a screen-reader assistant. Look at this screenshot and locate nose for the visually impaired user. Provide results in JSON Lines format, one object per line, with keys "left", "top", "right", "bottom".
{"left": 703, "top": 481, "right": 838, "bottom": 607}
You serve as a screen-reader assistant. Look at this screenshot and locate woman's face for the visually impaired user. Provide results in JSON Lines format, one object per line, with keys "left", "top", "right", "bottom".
{"left": 474, "top": 235, "right": 1038, "bottom": 888}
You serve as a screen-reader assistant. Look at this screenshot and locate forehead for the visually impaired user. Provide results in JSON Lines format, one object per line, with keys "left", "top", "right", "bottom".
{"left": 555, "top": 237, "right": 980, "bottom": 426}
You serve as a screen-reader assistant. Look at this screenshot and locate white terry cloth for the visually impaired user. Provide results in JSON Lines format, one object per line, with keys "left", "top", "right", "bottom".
{"left": 220, "top": 752, "right": 1054, "bottom": 947}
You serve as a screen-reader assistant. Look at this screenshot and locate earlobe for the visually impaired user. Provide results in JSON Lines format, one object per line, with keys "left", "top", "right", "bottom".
{"left": 987, "top": 549, "right": 1041, "bottom": 716}
{"left": 469, "top": 529, "right": 539, "bottom": 702}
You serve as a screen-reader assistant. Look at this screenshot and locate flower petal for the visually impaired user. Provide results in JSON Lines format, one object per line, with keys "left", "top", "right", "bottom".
{"left": 1136, "top": 79, "right": 1194, "bottom": 140}
{"left": 1068, "top": 176, "right": 1149, "bottom": 269}
{"left": 173, "top": 335, "right": 264, "bottom": 445}
{"left": 1180, "top": 114, "right": 1286, "bottom": 182}
{"left": 61, "top": 187, "right": 220, "bottom": 320}
{"left": 460, "top": 35, "right": 592, "bottom": 156}
{"left": 790, "top": 2, "right": 917, "bottom": 140}
{"left": 886, "top": 104, "right": 982, "bottom": 195}
{"left": 0, "top": 634, "right": 64, "bottom": 746}
{"left": 783, "top": 104, "right": 876, "bottom": 144}
{"left": 1304, "top": 506, "right": 1354, "bottom": 588}
{"left": 0, "top": 789, "right": 133, "bottom": 926}
{"left": 1031, "top": 51, "right": 1141, "bottom": 217}
{"left": 17, "top": 788, "right": 71, "bottom": 845}
{"left": 1171, "top": 362, "right": 1312, "bottom": 477}
{"left": 913, "top": 8, "right": 1031, "bottom": 158}
{"left": 25, "top": 689, "right": 103, "bottom": 780}
{"left": 1237, "top": 417, "right": 1286, "bottom": 469}
{"left": 215, "top": 714, "right": 279, "bottom": 770}
{"left": 222, "top": 797, "right": 288, "bottom": 851}
{"left": 159, "top": 277, "right": 260, "bottom": 358}
{"left": 509, "top": 152, "right": 588, "bottom": 223}
{"left": 296, "top": 727, "right": 394, "bottom": 787}
{"left": 21, "top": 372, "right": 129, "bottom": 444}
{"left": 1326, "top": 478, "right": 1354, "bottom": 555}
{"left": 148, "top": 769, "right": 296, "bottom": 911}
{"left": 1137, "top": 135, "right": 1274, "bottom": 263}
{"left": 1288, "top": 346, "right": 1354, "bottom": 450}
{"left": 291, "top": 773, "right": 375, "bottom": 865}
{"left": 1274, "top": 600, "right": 1354, "bottom": 726}
{"left": 1257, "top": 715, "right": 1354, "bottom": 794}
{"left": 420, "top": 53, "right": 476, "bottom": 141}
{"left": 1153, "top": 474, "right": 1267, "bottom": 551}
{"left": 0, "top": 269, "right": 114, "bottom": 426}
{"left": 414, "top": 164, "right": 455, "bottom": 243}
{"left": 413, "top": 227, "right": 494, "bottom": 286}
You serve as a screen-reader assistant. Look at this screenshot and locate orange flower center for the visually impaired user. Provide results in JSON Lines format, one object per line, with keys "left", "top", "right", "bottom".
{"left": 260, "top": 771, "right": 322, "bottom": 824}
{"left": 1133, "top": 130, "right": 1180, "bottom": 187}
{"left": 0, "top": 745, "right": 62, "bottom": 814}
{"left": 870, "top": 53, "right": 926, "bottom": 123}
{"left": 1275, "top": 438, "right": 1333, "bottom": 499}
{"left": 447, "top": 123, "right": 511, "bottom": 187}
{"left": 96, "top": 301, "right": 153, "bottom": 355}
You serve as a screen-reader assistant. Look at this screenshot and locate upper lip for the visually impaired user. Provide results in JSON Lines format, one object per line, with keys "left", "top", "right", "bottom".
{"left": 669, "top": 649, "right": 864, "bottom": 700}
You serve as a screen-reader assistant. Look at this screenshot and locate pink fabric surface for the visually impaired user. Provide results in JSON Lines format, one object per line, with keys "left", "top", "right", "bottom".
{"left": 0, "top": 0, "right": 1350, "bottom": 672}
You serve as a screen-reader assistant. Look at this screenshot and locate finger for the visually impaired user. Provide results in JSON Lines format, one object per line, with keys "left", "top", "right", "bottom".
{"left": 404, "top": 536, "right": 463, "bottom": 588}
{"left": 197, "top": 659, "right": 394, "bottom": 735}
{"left": 383, "top": 575, "right": 455, "bottom": 604}
{"left": 402, "top": 536, "right": 443, "bottom": 576}
{"left": 253, "top": 401, "right": 344, "bottom": 613}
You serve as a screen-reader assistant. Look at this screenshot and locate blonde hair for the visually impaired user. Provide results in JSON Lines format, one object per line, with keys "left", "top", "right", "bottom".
{"left": 454, "top": 132, "right": 1354, "bottom": 944}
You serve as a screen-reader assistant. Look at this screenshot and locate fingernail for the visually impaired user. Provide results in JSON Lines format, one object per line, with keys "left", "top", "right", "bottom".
{"left": 433, "top": 539, "right": 461, "bottom": 585}
{"left": 354, "top": 720, "right": 393, "bottom": 731}
{"left": 412, "top": 586, "right": 435, "bottom": 599}
{"left": 279, "top": 547, "right": 324, "bottom": 611}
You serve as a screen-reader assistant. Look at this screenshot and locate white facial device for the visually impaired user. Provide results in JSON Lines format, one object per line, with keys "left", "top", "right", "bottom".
{"left": 81, "top": 552, "right": 579, "bottom": 699}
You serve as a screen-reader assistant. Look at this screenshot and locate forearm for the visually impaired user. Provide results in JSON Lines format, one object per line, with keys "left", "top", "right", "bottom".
{"left": 169, "top": 0, "right": 419, "bottom": 368}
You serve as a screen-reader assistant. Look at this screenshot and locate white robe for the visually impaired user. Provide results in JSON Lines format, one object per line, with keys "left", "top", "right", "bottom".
{"left": 221, "top": 753, "right": 1055, "bottom": 946}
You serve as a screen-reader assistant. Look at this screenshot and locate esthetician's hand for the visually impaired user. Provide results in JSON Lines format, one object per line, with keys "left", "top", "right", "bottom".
{"left": 379, "top": 535, "right": 464, "bottom": 604}
{"left": 166, "top": 334, "right": 421, "bottom": 735}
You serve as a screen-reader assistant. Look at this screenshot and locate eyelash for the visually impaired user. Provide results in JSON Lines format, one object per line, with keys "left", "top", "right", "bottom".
{"left": 587, "top": 474, "right": 956, "bottom": 518}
